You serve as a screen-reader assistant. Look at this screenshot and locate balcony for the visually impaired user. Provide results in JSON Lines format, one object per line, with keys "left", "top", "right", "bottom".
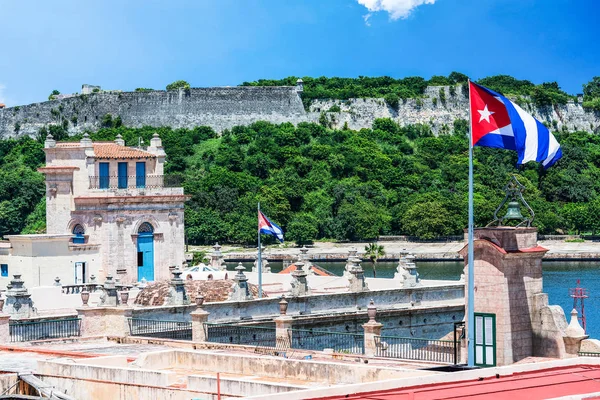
{"left": 89, "top": 175, "right": 182, "bottom": 190}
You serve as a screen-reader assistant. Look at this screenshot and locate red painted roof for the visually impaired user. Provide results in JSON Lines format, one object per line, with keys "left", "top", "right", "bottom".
{"left": 314, "top": 365, "right": 600, "bottom": 400}
{"left": 279, "top": 263, "right": 335, "bottom": 277}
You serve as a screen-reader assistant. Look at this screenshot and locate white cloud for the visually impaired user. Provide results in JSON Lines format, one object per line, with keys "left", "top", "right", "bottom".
{"left": 357, "top": 0, "right": 437, "bottom": 21}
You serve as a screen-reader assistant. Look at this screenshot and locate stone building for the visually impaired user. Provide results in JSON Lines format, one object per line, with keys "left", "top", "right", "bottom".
{"left": 0, "top": 133, "right": 187, "bottom": 287}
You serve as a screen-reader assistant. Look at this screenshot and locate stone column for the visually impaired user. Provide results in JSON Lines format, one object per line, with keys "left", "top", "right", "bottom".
{"left": 167, "top": 269, "right": 190, "bottom": 306}
{"left": 5, "top": 275, "right": 35, "bottom": 318}
{"left": 343, "top": 248, "right": 358, "bottom": 278}
{"left": 209, "top": 242, "right": 226, "bottom": 271}
{"left": 348, "top": 258, "right": 369, "bottom": 292}
{"left": 362, "top": 300, "right": 383, "bottom": 357}
{"left": 563, "top": 309, "right": 588, "bottom": 357}
{"left": 77, "top": 307, "right": 133, "bottom": 337}
{"left": 229, "top": 263, "right": 253, "bottom": 301}
{"left": 274, "top": 297, "right": 292, "bottom": 349}
{"left": 290, "top": 261, "right": 310, "bottom": 296}
{"left": 100, "top": 275, "right": 119, "bottom": 307}
{"left": 253, "top": 246, "right": 270, "bottom": 273}
{"left": 394, "top": 251, "right": 421, "bottom": 288}
{"left": 191, "top": 308, "right": 210, "bottom": 342}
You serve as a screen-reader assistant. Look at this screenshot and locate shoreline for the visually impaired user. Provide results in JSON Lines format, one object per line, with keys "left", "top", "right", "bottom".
{"left": 190, "top": 240, "right": 600, "bottom": 262}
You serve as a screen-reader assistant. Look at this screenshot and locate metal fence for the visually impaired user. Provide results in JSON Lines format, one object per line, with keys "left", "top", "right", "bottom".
{"left": 204, "top": 323, "right": 278, "bottom": 347}
{"left": 375, "top": 335, "right": 458, "bottom": 364}
{"left": 89, "top": 175, "right": 181, "bottom": 190}
{"left": 289, "top": 328, "right": 364, "bottom": 355}
{"left": 9, "top": 318, "right": 81, "bottom": 342}
{"left": 579, "top": 352, "right": 600, "bottom": 357}
{"left": 128, "top": 318, "right": 192, "bottom": 340}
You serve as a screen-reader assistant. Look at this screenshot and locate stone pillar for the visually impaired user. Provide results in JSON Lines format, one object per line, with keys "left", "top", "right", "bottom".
{"left": 348, "top": 257, "right": 369, "bottom": 292}
{"left": 563, "top": 309, "right": 588, "bottom": 357}
{"left": 77, "top": 307, "right": 133, "bottom": 337}
{"left": 273, "top": 297, "right": 292, "bottom": 348}
{"left": 114, "top": 134, "right": 125, "bottom": 146}
{"left": 5, "top": 275, "right": 35, "bottom": 318}
{"left": 253, "top": 246, "right": 270, "bottom": 273}
{"left": 459, "top": 227, "right": 547, "bottom": 366}
{"left": 343, "top": 248, "right": 358, "bottom": 278}
{"left": 0, "top": 314, "right": 9, "bottom": 343}
{"left": 191, "top": 308, "right": 210, "bottom": 342}
{"left": 100, "top": 275, "right": 119, "bottom": 307}
{"left": 209, "top": 242, "right": 226, "bottom": 271}
{"left": 394, "top": 251, "right": 421, "bottom": 288}
{"left": 229, "top": 263, "right": 253, "bottom": 301}
{"left": 362, "top": 300, "right": 383, "bottom": 357}
{"left": 167, "top": 269, "right": 190, "bottom": 306}
{"left": 290, "top": 261, "right": 310, "bottom": 296}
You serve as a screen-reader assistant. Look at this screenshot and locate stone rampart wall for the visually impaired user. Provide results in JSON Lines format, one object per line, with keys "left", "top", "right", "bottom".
{"left": 1, "top": 85, "right": 599, "bottom": 137}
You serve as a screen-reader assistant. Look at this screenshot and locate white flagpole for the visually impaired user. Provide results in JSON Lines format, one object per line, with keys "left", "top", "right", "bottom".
{"left": 467, "top": 80, "right": 475, "bottom": 367}
{"left": 257, "top": 202, "right": 263, "bottom": 298}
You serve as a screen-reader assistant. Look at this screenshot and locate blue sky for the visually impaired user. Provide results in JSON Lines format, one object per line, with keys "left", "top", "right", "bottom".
{"left": 1, "top": 0, "right": 598, "bottom": 106}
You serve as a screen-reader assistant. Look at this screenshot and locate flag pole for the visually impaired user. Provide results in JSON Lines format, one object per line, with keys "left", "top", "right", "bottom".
{"left": 257, "top": 202, "right": 263, "bottom": 298}
{"left": 467, "top": 80, "right": 475, "bottom": 367}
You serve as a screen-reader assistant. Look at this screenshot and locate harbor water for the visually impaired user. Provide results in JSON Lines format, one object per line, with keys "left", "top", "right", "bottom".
{"left": 227, "top": 260, "right": 600, "bottom": 339}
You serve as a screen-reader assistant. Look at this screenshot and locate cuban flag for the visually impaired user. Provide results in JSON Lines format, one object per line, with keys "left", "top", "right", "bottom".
{"left": 258, "top": 211, "right": 284, "bottom": 243}
{"left": 470, "top": 82, "right": 562, "bottom": 169}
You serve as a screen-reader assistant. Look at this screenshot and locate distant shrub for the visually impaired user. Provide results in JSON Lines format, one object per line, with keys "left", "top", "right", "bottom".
{"left": 432, "top": 97, "right": 438, "bottom": 106}
{"left": 166, "top": 80, "right": 191, "bottom": 91}
{"left": 328, "top": 104, "right": 341, "bottom": 112}
{"left": 48, "top": 90, "right": 60, "bottom": 101}
{"left": 135, "top": 88, "right": 154, "bottom": 92}
{"left": 439, "top": 88, "right": 446, "bottom": 105}
{"left": 449, "top": 85, "right": 456, "bottom": 97}
{"left": 92, "top": 88, "right": 100, "bottom": 93}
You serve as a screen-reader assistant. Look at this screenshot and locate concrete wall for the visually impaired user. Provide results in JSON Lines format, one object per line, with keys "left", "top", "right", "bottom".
{"left": 0, "top": 235, "right": 101, "bottom": 288}
{"left": 134, "top": 349, "right": 433, "bottom": 385}
{"left": 1, "top": 85, "right": 598, "bottom": 137}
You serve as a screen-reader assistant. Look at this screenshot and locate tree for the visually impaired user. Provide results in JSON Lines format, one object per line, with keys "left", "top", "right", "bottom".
{"left": 48, "top": 90, "right": 60, "bottom": 100}
{"left": 583, "top": 77, "right": 600, "bottom": 99}
{"left": 286, "top": 213, "right": 319, "bottom": 245}
{"left": 166, "top": 80, "right": 190, "bottom": 91}
{"left": 364, "top": 242, "right": 385, "bottom": 278}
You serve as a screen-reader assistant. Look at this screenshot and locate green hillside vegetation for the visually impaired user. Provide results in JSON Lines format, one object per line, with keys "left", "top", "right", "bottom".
{"left": 6, "top": 114, "right": 600, "bottom": 243}
{"left": 241, "top": 73, "right": 579, "bottom": 109}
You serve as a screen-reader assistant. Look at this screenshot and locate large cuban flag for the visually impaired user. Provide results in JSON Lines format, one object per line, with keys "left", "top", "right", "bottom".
{"left": 258, "top": 211, "right": 284, "bottom": 243}
{"left": 470, "top": 82, "right": 562, "bottom": 169}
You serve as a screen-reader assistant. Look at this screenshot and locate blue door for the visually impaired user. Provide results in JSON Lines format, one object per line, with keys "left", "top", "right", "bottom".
{"left": 137, "top": 224, "right": 154, "bottom": 281}
{"left": 99, "top": 162, "right": 109, "bottom": 189}
{"left": 136, "top": 162, "right": 146, "bottom": 188}
{"left": 118, "top": 162, "right": 128, "bottom": 189}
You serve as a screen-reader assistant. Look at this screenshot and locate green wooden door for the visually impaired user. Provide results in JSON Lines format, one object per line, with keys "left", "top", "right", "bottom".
{"left": 474, "top": 313, "right": 496, "bottom": 367}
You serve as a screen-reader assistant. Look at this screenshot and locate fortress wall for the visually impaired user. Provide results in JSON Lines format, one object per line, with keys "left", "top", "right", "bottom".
{"left": 0, "top": 86, "right": 307, "bottom": 138}
{"left": 1, "top": 85, "right": 599, "bottom": 137}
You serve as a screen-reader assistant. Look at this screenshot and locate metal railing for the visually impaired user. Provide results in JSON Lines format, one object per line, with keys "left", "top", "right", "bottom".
{"left": 9, "top": 318, "right": 81, "bottom": 342}
{"left": 61, "top": 284, "right": 102, "bottom": 294}
{"left": 204, "top": 323, "right": 278, "bottom": 347}
{"left": 89, "top": 174, "right": 181, "bottom": 190}
{"left": 289, "top": 328, "right": 364, "bottom": 354}
{"left": 128, "top": 318, "right": 192, "bottom": 340}
{"left": 375, "top": 335, "right": 458, "bottom": 364}
{"left": 579, "top": 352, "right": 600, "bottom": 357}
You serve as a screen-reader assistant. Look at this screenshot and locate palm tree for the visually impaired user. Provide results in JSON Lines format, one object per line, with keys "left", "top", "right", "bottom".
{"left": 364, "top": 242, "right": 385, "bottom": 278}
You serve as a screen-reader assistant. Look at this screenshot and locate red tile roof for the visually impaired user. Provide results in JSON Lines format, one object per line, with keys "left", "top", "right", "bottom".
{"left": 54, "top": 142, "right": 155, "bottom": 159}
{"left": 93, "top": 143, "right": 155, "bottom": 159}
{"left": 279, "top": 263, "right": 336, "bottom": 276}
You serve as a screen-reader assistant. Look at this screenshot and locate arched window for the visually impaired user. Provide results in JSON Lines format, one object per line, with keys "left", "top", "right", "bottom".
{"left": 72, "top": 224, "right": 85, "bottom": 244}
{"left": 138, "top": 222, "right": 154, "bottom": 234}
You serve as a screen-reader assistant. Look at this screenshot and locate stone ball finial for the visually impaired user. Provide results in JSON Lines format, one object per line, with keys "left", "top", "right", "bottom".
{"left": 565, "top": 309, "right": 586, "bottom": 337}
{"left": 153, "top": 132, "right": 160, "bottom": 138}
{"left": 46, "top": 133, "right": 54, "bottom": 140}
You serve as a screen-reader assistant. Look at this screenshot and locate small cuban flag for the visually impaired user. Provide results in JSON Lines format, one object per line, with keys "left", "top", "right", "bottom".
{"left": 470, "top": 82, "right": 562, "bottom": 169}
{"left": 258, "top": 211, "right": 284, "bottom": 243}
